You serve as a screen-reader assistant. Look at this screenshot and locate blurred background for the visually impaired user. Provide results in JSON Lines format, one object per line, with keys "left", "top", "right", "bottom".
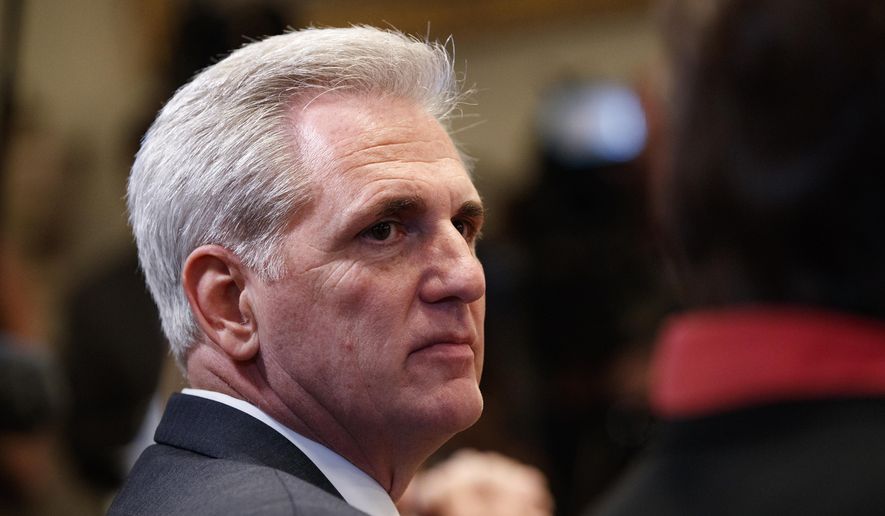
{"left": 0, "top": 0, "right": 675, "bottom": 514}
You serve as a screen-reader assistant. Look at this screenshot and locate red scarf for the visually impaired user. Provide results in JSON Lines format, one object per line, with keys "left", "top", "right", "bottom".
{"left": 650, "top": 307, "right": 885, "bottom": 418}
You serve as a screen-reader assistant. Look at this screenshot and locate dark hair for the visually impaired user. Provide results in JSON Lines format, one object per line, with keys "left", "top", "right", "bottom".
{"left": 658, "top": 0, "right": 885, "bottom": 318}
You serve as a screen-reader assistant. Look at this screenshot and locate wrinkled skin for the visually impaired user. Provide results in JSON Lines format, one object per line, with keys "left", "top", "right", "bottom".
{"left": 244, "top": 93, "right": 486, "bottom": 497}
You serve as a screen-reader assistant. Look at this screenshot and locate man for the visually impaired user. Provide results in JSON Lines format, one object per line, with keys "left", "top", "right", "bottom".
{"left": 592, "top": 1, "right": 885, "bottom": 515}
{"left": 109, "top": 26, "right": 486, "bottom": 516}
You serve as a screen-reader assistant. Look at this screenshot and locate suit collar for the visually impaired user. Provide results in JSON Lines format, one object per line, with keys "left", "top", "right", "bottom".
{"left": 155, "top": 392, "right": 342, "bottom": 499}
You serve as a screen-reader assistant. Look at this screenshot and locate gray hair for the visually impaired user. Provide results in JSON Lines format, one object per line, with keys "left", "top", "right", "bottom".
{"left": 128, "top": 26, "right": 465, "bottom": 365}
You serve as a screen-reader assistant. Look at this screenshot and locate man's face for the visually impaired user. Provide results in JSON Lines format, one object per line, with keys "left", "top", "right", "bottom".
{"left": 250, "top": 94, "right": 485, "bottom": 447}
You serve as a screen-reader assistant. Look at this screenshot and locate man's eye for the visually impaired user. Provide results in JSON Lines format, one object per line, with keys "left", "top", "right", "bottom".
{"left": 365, "top": 222, "right": 394, "bottom": 241}
{"left": 453, "top": 219, "right": 474, "bottom": 239}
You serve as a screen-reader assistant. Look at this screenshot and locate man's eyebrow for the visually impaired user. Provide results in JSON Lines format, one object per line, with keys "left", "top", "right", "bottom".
{"left": 373, "top": 196, "right": 426, "bottom": 218}
{"left": 457, "top": 200, "right": 485, "bottom": 219}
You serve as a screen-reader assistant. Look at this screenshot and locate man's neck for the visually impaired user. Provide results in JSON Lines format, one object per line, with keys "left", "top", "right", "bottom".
{"left": 185, "top": 344, "right": 434, "bottom": 500}
{"left": 181, "top": 388, "right": 401, "bottom": 516}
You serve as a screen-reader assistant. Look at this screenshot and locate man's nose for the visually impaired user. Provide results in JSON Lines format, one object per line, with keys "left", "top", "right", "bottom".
{"left": 419, "top": 224, "right": 486, "bottom": 304}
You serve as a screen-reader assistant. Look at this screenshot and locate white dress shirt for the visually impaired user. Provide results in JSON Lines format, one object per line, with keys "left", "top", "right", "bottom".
{"left": 182, "top": 388, "right": 399, "bottom": 516}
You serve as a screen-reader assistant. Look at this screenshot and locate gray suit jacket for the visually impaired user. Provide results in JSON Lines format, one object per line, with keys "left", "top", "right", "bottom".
{"left": 108, "top": 393, "right": 368, "bottom": 515}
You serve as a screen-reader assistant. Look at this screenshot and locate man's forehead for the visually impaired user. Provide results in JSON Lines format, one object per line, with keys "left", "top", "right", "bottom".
{"left": 292, "top": 93, "right": 460, "bottom": 166}
{"left": 291, "top": 93, "right": 474, "bottom": 206}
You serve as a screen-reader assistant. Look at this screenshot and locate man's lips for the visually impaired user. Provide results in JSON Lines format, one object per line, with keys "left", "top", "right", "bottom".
{"left": 410, "top": 336, "right": 475, "bottom": 356}
{"left": 409, "top": 342, "right": 475, "bottom": 363}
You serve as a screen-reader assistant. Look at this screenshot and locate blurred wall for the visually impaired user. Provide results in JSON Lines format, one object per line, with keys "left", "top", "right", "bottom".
{"left": 10, "top": 0, "right": 161, "bottom": 343}
{"left": 9, "top": 2, "right": 656, "bottom": 330}
{"left": 449, "top": 15, "right": 656, "bottom": 221}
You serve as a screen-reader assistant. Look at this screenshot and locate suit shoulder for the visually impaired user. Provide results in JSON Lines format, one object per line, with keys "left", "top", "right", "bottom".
{"left": 109, "top": 444, "right": 366, "bottom": 515}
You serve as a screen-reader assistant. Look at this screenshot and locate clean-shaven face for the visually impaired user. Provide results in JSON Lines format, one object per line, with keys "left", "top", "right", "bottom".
{"left": 250, "top": 93, "right": 486, "bottom": 447}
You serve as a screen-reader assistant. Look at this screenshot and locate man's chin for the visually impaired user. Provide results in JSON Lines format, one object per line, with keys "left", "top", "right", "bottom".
{"left": 417, "top": 380, "right": 484, "bottom": 434}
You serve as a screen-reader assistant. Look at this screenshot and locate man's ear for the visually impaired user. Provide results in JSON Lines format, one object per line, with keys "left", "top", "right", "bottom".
{"left": 182, "top": 245, "right": 259, "bottom": 361}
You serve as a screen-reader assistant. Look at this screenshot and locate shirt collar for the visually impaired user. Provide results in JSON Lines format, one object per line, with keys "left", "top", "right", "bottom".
{"left": 182, "top": 388, "right": 399, "bottom": 516}
{"left": 650, "top": 307, "right": 885, "bottom": 419}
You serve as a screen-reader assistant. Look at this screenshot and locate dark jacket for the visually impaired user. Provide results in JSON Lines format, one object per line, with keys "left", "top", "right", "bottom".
{"left": 108, "top": 393, "right": 367, "bottom": 515}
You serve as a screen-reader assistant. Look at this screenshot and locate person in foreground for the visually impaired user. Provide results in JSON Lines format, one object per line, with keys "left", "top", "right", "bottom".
{"left": 591, "top": 0, "right": 885, "bottom": 514}
{"left": 109, "top": 26, "right": 486, "bottom": 516}
{"left": 397, "top": 450, "right": 554, "bottom": 516}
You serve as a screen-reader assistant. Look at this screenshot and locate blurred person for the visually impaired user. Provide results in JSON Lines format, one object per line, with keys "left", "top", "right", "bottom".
{"left": 61, "top": 0, "right": 291, "bottom": 497}
{"left": 591, "top": 1, "right": 885, "bottom": 515}
{"left": 61, "top": 252, "right": 166, "bottom": 492}
{"left": 0, "top": 340, "right": 57, "bottom": 515}
{"left": 398, "top": 449, "right": 553, "bottom": 516}
{"left": 512, "top": 81, "right": 664, "bottom": 513}
{"left": 109, "top": 26, "right": 486, "bottom": 516}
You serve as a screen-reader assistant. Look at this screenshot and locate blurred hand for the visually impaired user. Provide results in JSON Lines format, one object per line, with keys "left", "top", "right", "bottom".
{"left": 398, "top": 449, "right": 553, "bottom": 516}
